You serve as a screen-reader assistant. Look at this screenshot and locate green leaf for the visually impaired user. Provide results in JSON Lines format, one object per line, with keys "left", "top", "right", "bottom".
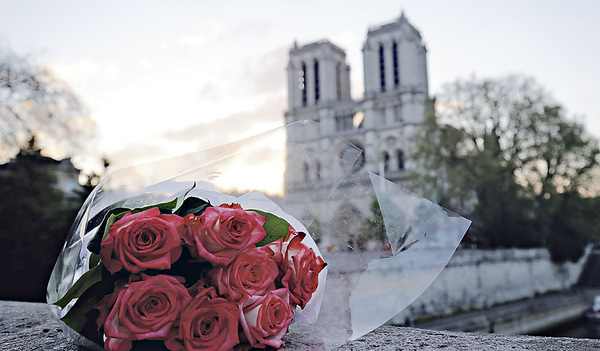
{"left": 59, "top": 268, "right": 115, "bottom": 337}
{"left": 60, "top": 291, "right": 100, "bottom": 333}
{"left": 52, "top": 265, "right": 103, "bottom": 309}
{"left": 250, "top": 210, "right": 292, "bottom": 247}
{"left": 87, "top": 207, "right": 129, "bottom": 254}
{"left": 89, "top": 253, "right": 100, "bottom": 269}
{"left": 136, "top": 182, "right": 198, "bottom": 214}
{"left": 102, "top": 213, "right": 124, "bottom": 242}
{"left": 175, "top": 197, "right": 211, "bottom": 216}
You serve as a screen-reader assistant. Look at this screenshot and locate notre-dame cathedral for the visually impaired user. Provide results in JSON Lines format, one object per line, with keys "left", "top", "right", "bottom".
{"left": 283, "top": 12, "right": 429, "bottom": 248}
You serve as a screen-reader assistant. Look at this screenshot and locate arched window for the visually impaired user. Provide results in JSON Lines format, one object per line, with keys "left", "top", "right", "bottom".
{"left": 315, "top": 161, "right": 321, "bottom": 180}
{"left": 303, "top": 162, "right": 309, "bottom": 181}
{"left": 393, "top": 41, "right": 399, "bottom": 87}
{"left": 397, "top": 150, "right": 405, "bottom": 170}
{"left": 300, "top": 62, "right": 307, "bottom": 107}
{"left": 383, "top": 152, "right": 390, "bottom": 172}
{"left": 393, "top": 104, "right": 402, "bottom": 122}
{"left": 379, "top": 44, "right": 385, "bottom": 92}
{"left": 336, "top": 63, "right": 342, "bottom": 100}
{"left": 314, "top": 60, "right": 320, "bottom": 103}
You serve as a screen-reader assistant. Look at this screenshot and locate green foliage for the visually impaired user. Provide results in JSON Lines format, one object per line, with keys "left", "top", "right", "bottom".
{"left": 0, "top": 49, "right": 101, "bottom": 301}
{"left": 0, "top": 149, "right": 85, "bottom": 301}
{"left": 52, "top": 265, "right": 102, "bottom": 309}
{"left": 410, "top": 75, "right": 600, "bottom": 262}
{"left": 307, "top": 217, "right": 323, "bottom": 244}
{"left": 359, "top": 197, "right": 387, "bottom": 247}
{"left": 250, "top": 210, "right": 292, "bottom": 247}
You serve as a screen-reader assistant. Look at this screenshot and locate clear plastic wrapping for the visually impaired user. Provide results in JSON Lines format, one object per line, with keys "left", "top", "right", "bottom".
{"left": 47, "top": 120, "right": 470, "bottom": 350}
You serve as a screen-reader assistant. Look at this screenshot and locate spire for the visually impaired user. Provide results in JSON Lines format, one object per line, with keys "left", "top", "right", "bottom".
{"left": 399, "top": 9, "right": 406, "bottom": 21}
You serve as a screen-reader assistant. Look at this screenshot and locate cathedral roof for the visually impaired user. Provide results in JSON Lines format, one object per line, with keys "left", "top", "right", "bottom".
{"left": 366, "top": 11, "right": 422, "bottom": 40}
{"left": 290, "top": 39, "right": 346, "bottom": 57}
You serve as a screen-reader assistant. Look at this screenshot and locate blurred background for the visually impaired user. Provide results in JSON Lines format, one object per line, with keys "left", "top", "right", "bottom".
{"left": 1, "top": 0, "right": 600, "bottom": 338}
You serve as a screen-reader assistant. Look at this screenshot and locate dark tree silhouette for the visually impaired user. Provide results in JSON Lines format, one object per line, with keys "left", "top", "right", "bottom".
{"left": 411, "top": 75, "right": 600, "bottom": 262}
{"left": 0, "top": 47, "right": 93, "bottom": 163}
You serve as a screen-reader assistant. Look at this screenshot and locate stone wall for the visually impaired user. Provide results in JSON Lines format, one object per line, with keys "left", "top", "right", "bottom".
{"left": 3, "top": 300, "right": 600, "bottom": 351}
{"left": 391, "top": 248, "right": 588, "bottom": 323}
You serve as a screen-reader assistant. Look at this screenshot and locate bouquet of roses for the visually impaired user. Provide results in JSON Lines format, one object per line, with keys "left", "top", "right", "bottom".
{"left": 48, "top": 121, "right": 471, "bottom": 350}
{"left": 51, "top": 184, "right": 326, "bottom": 351}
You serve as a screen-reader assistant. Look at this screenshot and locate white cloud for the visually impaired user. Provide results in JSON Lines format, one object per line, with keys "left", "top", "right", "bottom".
{"left": 140, "top": 59, "right": 152, "bottom": 69}
{"left": 177, "top": 34, "right": 209, "bottom": 50}
{"left": 48, "top": 58, "right": 100, "bottom": 84}
{"left": 48, "top": 58, "right": 120, "bottom": 84}
{"left": 162, "top": 93, "right": 286, "bottom": 146}
{"left": 176, "top": 19, "right": 227, "bottom": 51}
{"left": 247, "top": 46, "right": 288, "bottom": 95}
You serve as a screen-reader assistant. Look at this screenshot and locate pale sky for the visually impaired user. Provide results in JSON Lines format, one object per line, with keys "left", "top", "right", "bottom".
{"left": 1, "top": 0, "right": 599, "bottom": 194}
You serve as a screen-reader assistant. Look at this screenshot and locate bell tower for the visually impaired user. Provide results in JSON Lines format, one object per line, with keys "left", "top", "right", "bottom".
{"left": 286, "top": 40, "right": 352, "bottom": 112}
{"left": 363, "top": 12, "right": 428, "bottom": 100}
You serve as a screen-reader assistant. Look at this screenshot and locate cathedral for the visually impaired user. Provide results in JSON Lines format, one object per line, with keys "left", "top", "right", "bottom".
{"left": 283, "top": 12, "right": 429, "bottom": 248}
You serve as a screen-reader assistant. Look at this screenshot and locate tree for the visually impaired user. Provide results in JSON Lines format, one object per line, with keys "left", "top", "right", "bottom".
{"left": 411, "top": 75, "right": 600, "bottom": 261}
{"left": 0, "top": 47, "right": 94, "bottom": 163}
{"left": 0, "top": 144, "right": 83, "bottom": 301}
{"left": 0, "top": 48, "right": 99, "bottom": 300}
{"left": 359, "top": 197, "right": 388, "bottom": 250}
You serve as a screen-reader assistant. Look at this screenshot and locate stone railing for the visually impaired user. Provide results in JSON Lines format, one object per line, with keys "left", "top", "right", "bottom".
{"left": 2, "top": 300, "right": 600, "bottom": 351}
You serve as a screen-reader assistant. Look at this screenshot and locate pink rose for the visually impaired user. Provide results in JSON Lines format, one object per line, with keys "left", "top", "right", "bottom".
{"left": 94, "top": 279, "right": 129, "bottom": 330}
{"left": 280, "top": 228, "right": 327, "bottom": 310}
{"left": 211, "top": 247, "right": 278, "bottom": 301}
{"left": 180, "top": 204, "right": 267, "bottom": 265}
{"left": 258, "top": 237, "right": 283, "bottom": 266}
{"left": 101, "top": 207, "right": 183, "bottom": 274}
{"left": 239, "top": 288, "right": 293, "bottom": 349}
{"left": 96, "top": 274, "right": 192, "bottom": 351}
{"left": 166, "top": 287, "right": 240, "bottom": 351}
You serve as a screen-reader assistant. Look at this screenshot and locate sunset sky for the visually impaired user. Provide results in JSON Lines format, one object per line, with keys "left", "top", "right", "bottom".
{"left": 1, "top": 0, "right": 599, "bottom": 194}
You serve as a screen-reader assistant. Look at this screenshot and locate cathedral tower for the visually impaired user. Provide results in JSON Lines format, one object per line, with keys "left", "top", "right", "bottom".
{"left": 283, "top": 12, "right": 429, "bottom": 247}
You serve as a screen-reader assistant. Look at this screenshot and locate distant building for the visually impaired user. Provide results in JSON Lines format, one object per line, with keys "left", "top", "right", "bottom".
{"left": 283, "top": 12, "right": 429, "bottom": 248}
{"left": 0, "top": 150, "right": 82, "bottom": 203}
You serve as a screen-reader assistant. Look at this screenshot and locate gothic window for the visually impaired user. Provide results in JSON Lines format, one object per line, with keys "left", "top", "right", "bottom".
{"left": 303, "top": 162, "right": 309, "bottom": 181}
{"left": 315, "top": 161, "right": 321, "bottom": 180}
{"left": 397, "top": 150, "right": 405, "bottom": 170}
{"left": 383, "top": 152, "right": 390, "bottom": 172}
{"left": 393, "top": 41, "right": 399, "bottom": 87}
{"left": 335, "top": 114, "right": 354, "bottom": 131}
{"left": 393, "top": 104, "right": 402, "bottom": 122}
{"left": 314, "top": 60, "right": 320, "bottom": 103}
{"left": 379, "top": 44, "right": 385, "bottom": 92}
{"left": 377, "top": 106, "right": 386, "bottom": 125}
{"left": 336, "top": 63, "right": 342, "bottom": 100}
{"left": 300, "top": 62, "right": 307, "bottom": 107}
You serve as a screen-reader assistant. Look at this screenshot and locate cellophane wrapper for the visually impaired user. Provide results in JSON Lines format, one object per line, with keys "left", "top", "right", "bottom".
{"left": 47, "top": 120, "right": 471, "bottom": 350}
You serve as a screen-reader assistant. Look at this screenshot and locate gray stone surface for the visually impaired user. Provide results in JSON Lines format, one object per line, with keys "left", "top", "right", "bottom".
{"left": 0, "top": 300, "right": 79, "bottom": 351}
{"left": 2, "top": 300, "right": 600, "bottom": 350}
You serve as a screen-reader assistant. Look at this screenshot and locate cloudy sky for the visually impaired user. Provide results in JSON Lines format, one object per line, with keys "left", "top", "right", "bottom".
{"left": 1, "top": 0, "right": 599, "bottom": 194}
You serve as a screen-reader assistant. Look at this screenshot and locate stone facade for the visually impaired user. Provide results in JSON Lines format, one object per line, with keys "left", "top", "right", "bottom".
{"left": 283, "top": 13, "right": 429, "bottom": 247}
{"left": 390, "top": 248, "right": 588, "bottom": 323}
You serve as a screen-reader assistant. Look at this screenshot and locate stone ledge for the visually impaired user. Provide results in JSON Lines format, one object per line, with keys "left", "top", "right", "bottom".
{"left": 2, "top": 300, "right": 600, "bottom": 351}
